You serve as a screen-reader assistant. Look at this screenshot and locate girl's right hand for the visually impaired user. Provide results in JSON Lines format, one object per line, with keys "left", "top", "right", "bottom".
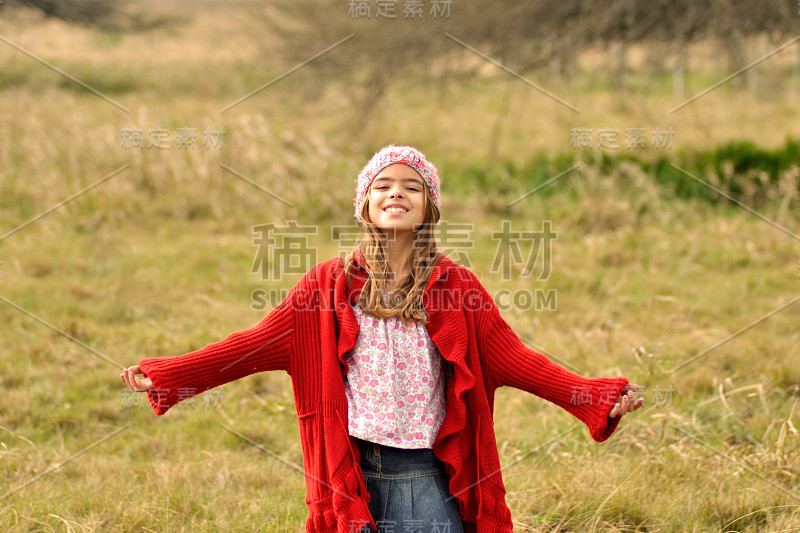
{"left": 120, "top": 365, "right": 154, "bottom": 392}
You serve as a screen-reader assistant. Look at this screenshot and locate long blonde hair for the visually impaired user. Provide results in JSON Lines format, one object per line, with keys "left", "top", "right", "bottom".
{"left": 344, "top": 182, "right": 442, "bottom": 325}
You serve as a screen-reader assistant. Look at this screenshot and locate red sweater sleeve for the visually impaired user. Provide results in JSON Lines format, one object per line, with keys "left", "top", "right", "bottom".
{"left": 471, "top": 277, "right": 628, "bottom": 442}
{"left": 137, "top": 279, "right": 302, "bottom": 416}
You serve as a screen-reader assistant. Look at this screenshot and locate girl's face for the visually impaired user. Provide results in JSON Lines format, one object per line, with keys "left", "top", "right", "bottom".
{"left": 367, "top": 163, "right": 426, "bottom": 232}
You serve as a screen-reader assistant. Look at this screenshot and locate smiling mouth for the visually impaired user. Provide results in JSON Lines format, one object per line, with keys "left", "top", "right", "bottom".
{"left": 383, "top": 207, "right": 408, "bottom": 213}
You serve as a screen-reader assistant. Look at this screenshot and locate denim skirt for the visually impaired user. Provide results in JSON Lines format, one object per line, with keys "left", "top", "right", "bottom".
{"left": 354, "top": 437, "right": 465, "bottom": 533}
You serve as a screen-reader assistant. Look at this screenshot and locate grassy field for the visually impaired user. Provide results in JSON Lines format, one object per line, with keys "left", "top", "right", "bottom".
{"left": 1, "top": 4, "right": 800, "bottom": 532}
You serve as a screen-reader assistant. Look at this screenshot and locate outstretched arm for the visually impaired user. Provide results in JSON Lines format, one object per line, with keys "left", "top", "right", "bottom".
{"left": 122, "top": 274, "right": 307, "bottom": 415}
{"left": 471, "top": 276, "right": 640, "bottom": 441}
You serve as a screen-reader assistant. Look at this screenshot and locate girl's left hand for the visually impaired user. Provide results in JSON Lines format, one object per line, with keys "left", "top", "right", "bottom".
{"left": 609, "top": 384, "right": 644, "bottom": 418}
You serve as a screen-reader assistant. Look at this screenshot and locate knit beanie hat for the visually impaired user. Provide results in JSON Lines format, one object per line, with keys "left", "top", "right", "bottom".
{"left": 353, "top": 145, "right": 441, "bottom": 222}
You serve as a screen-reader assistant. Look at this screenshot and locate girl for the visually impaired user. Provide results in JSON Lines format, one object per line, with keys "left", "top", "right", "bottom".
{"left": 121, "top": 145, "right": 643, "bottom": 533}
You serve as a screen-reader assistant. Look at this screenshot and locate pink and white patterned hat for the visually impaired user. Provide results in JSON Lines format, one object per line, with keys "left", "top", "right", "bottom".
{"left": 353, "top": 145, "right": 441, "bottom": 222}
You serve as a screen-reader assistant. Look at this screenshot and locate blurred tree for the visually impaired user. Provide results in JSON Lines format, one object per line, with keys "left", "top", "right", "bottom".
{"left": 1, "top": 0, "right": 174, "bottom": 31}
{"left": 248, "top": 0, "right": 800, "bottom": 149}
{"left": 259, "top": 0, "right": 800, "bottom": 96}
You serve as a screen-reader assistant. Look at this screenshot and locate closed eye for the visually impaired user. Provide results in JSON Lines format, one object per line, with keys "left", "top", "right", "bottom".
{"left": 375, "top": 186, "right": 420, "bottom": 191}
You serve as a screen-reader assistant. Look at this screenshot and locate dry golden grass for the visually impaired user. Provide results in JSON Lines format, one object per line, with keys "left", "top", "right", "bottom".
{"left": 1, "top": 4, "right": 799, "bottom": 532}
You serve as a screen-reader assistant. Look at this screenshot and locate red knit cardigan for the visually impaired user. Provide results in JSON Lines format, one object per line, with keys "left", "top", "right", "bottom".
{"left": 138, "top": 248, "right": 629, "bottom": 532}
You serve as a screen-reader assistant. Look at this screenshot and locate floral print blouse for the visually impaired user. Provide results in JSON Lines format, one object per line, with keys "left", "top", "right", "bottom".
{"left": 343, "top": 300, "right": 448, "bottom": 449}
